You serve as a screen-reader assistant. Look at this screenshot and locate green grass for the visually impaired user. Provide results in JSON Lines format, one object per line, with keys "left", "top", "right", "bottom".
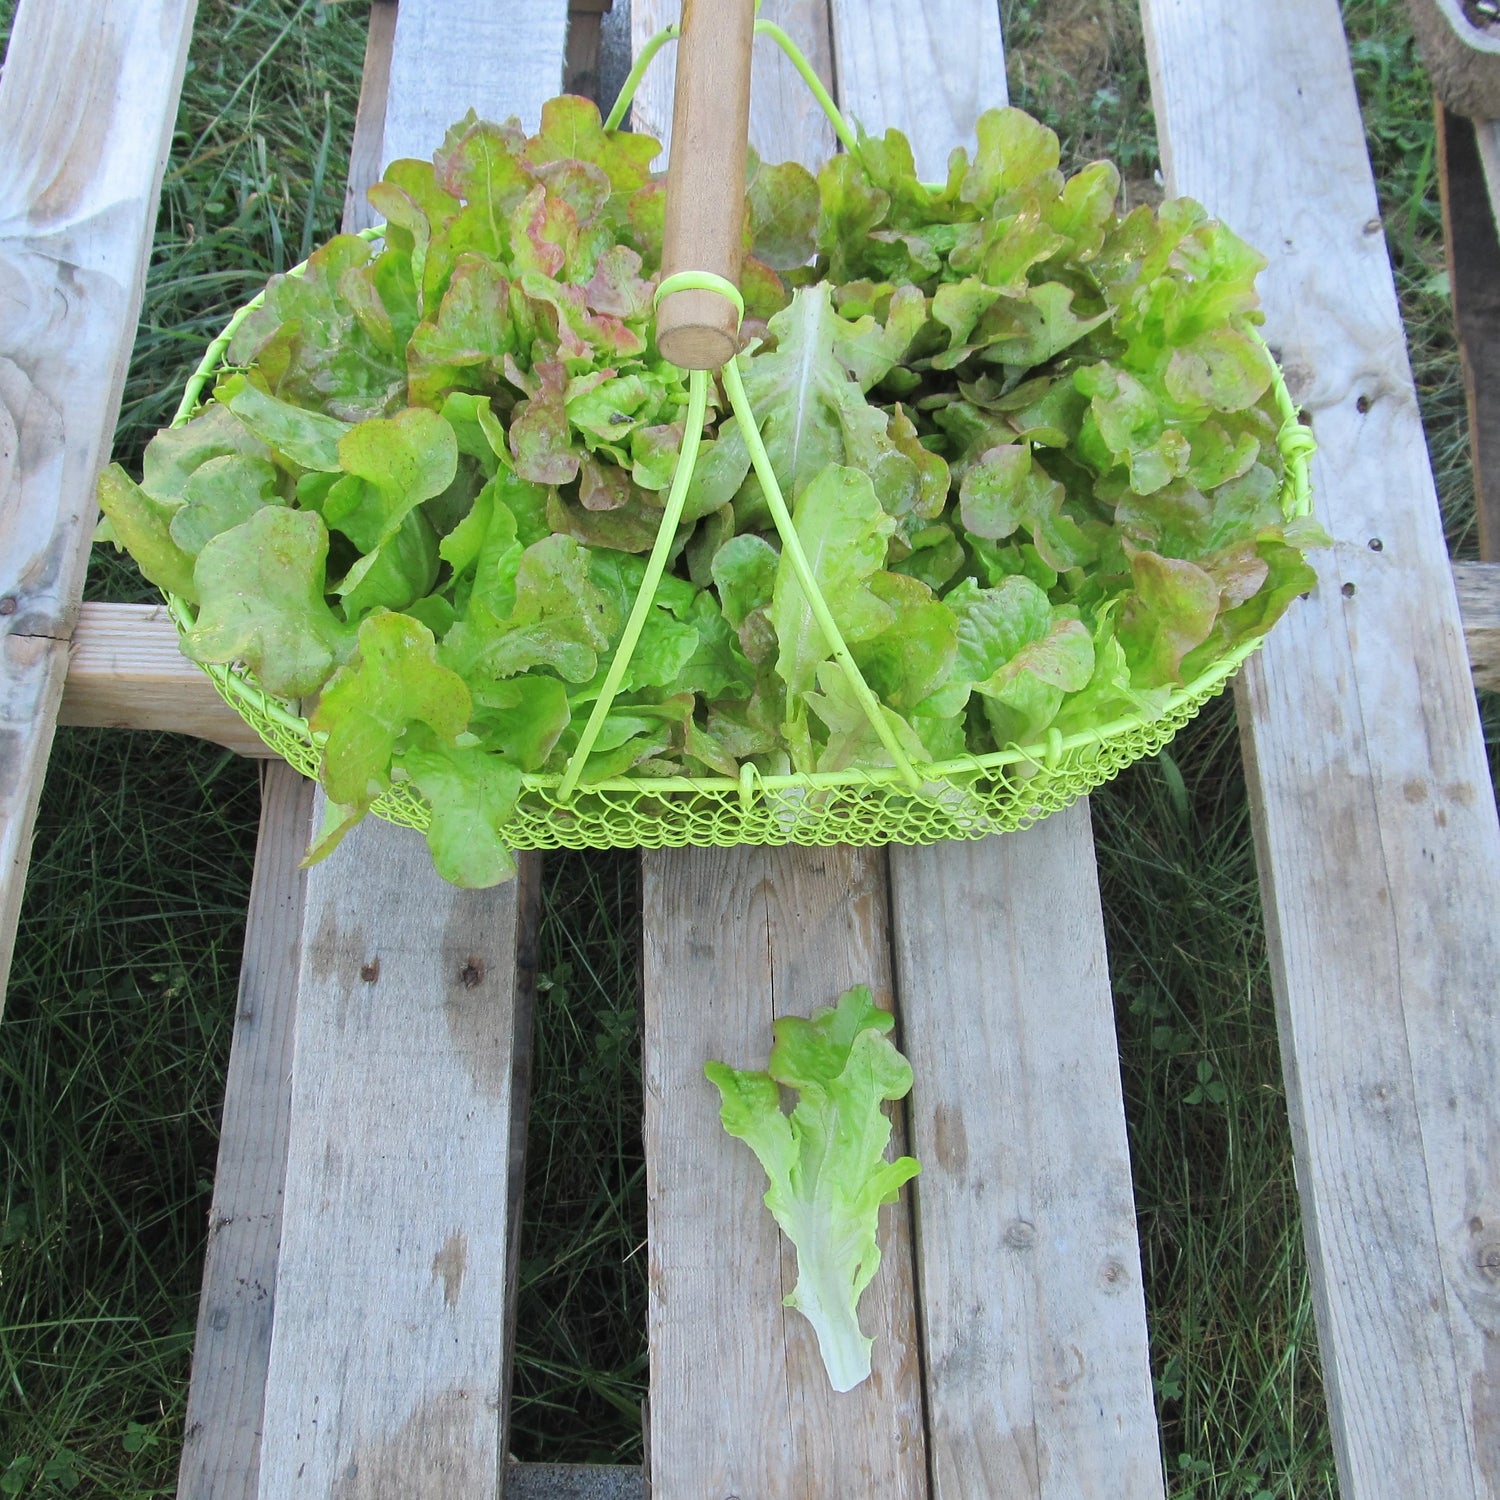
{"left": 2, "top": 0, "right": 1496, "bottom": 1495}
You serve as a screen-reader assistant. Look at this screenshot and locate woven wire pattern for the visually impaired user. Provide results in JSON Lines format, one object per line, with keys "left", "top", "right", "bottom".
{"left": 165, "top": 264, "right": 1311, "bottom": 854}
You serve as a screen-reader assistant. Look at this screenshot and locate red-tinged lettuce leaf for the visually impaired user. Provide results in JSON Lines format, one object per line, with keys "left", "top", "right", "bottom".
{"left": 185, "top": 506, "right": 355, "bottom": 698}
{"left": 959, "top": 442, "right": 1095, "bottom": 571}
{"left": 1118, "top": 549, "right": 1223, "bottom": 686}
{"left": 585, "top": 244, "right": 655, "bottom": 319}
{"left": 96, "top": 466, "right": 199, "bottom": 601}
{"left": 310, "top": 609, "right": 471, "bottom": 806}
{"left": 747, "top": 152, "right": 820, "bottom": 271}
{"left": 406, "top": 254, "right": 515, "bottom": 408}
{"left": 330, "top": 407, "right": 459, "bottom": 552}
{"left": 525, "top": 94, "right": 660, "bottom": 205}
{"left": 228, "top": 236, "right": 407, "bottom": 422}
{"left": 1163, "top": 326, "right": 1273, "bottom": 414}
{"left": 398, "top": 727, "right": 522, "bottom": 887}
{"left": 169, "top": 455, "right": 283, "bottom": 556}
{"left": 960, "top": 107, "right": 1063, "bottom": 213}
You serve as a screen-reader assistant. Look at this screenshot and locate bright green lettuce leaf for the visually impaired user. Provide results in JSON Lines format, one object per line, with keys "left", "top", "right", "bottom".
{"left": 225, "top": 380, "right": 351, "bottom": 473}
{"left": 468, "top": 676, "right": 571, "bottom": 769}
{"left": 186, "top": 506, "right": 355, "bottom": 697}
{"left": 711, "top": 534, "right": 780, "bottom": 629}
{"left": 96, "top": 465, "right": 199, "bottom": 600}
{"left": 805, "top": 661, "right": 932, "bottom": 772}
{"left": 329, "top": 407, "right": 459, "bottom": 551}
{"left": 738, "top": 283, "right": 921, "bottom": 513}
{"left": 169, "top": 455, "right": 283, "bottom": 556}
{"left": 399, "top": 729, "right": 522, "bottom": 888}
{"left": 310, "top": 610, "right": 471, "bottom": 806}
{"left": 335, "top": 509, "right": 440, "bottom": 621}
{"left": 441, "top": 533, "right": 609, "bottom": 683}
{"left": 705, "top": 985, "right": 920, "bottom": 1394}
{"left": 850, "top": 572, "right": 958, "bottom": 713}
{"left": 769, "top": 465, "right": 896, "bottom": 766}
{"left": 140, "top": 402, "right": 271, "bottom": 501}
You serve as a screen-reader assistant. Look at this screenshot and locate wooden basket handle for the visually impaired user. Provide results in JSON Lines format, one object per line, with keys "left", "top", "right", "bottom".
{"left": 655, "top": 0, "right": 756, "bottom": 370}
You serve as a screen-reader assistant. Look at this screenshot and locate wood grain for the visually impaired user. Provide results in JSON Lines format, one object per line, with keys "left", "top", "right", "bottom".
{"left": 828, "top": 0, "right": 1008, "bottom": 181}
{"left": 1144, "top": 2, "right": 1500, "bottom": 1494}
{"left": 0, "top": 0, "right": 198, "bottom": 1010}
{"left": 1456, "top": 560, "right": 1500, "bottom": 694}
{"left": 255, "top": 807, "right": 540, "bottom": 1499}
{"left": 891, "top": 809, "right": 1166, "bottom": 1497}
{"left": 631, "top": 0, "right": 836, "bottom": 171}
{"left": 178, "top": 765, "right": 315, "bottom": 1500}
{"left": 58, "top": 602, "right": 269, "bottom": 755}
{"left": 381, "top": 0, "right": 567, "bottom": 164}
{"left": 831, "top": 4, "right": 1165, "bottom": 1492}
{"left": 642, "top": 845, "right": 925, "bottom": 1499}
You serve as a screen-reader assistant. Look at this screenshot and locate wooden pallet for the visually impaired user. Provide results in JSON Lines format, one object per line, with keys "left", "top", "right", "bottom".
{"left": 2, "top": 0, "right": 1498, "bottom": 1496}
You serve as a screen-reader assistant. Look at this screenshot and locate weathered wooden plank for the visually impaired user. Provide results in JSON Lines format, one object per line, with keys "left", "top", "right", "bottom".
{"left": 637, "top": 7, "right": 924, "bottom": 1492}
{"left": 642, "top": 845, "right": 926, "bottom": 1499}
{"left": 829, "top": 4, "right": 1165, "bottom": 1492}
{"left": 0, "top": 0, "right": 198, "bottom": 1010}
{"left": 631, "top": 0, "right": 836, "bottom": 170}
{"left": 256, "top": 809, "right": 541, "bottom": 1498}
{"left": 1456, "top": 560, "right": 1500, "bottom": 693}
{"left": 343, "top": 0, "right": 398, "bottom": 235}
{"left": 827, "top": 0, "right": 1007, "bottom": 180}
{"left": 381, "top": 0, "right": 568, "bottom": 164}
{"left": 251, "top": 4, "right": 556, "bottom": 1494}
{"left": 1438, "top": 104, "right": 1500, "bottom": 563}
{"left": 57, "top": 602, "right": 268, "bottom": 755}
{"left": 177, "top": 764, "right": 316, "bottom": 1500}
{"left": 1143, "top": 2, "right": 1500, "bottom": 1494}
{"left": 890, "top": 811, "right": 1166, "bottom": 1497}
{"left": 175, "top": 10, "right": 400, "bottom": 1495}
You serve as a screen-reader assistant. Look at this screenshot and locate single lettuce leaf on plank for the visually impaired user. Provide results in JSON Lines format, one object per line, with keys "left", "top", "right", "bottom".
{"left": 309, "top": 610, "right": 471, "bottom": 807}
{"left": 705, "top": 985, "right": 920, "bottom": 1394}
{"left": 185, "top": 506, "right": 355, "bottom": 699}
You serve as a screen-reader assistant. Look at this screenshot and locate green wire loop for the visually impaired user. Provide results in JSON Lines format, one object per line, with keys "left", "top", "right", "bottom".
{"left": 653, "top": 270, "right": 746, "bottom": 327}
{"left": 602, "top": 18, "right": 859, "bottom": 158}
{"left": 557, "top": 366, "right": 713, "bottom": 802}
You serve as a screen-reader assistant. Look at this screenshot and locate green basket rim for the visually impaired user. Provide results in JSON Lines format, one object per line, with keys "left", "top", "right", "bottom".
{"left": 161, "top": 230, "right": 1315, "bottom": 818}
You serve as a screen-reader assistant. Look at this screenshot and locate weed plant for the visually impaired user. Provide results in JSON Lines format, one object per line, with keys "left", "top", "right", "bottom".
{"left": 1, "top": 0, "right": 1495, "bottom": 1495}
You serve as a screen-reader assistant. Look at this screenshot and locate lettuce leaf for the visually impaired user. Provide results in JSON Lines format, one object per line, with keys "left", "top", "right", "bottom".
{"left": 705, "top": 986, "right": 920, "bottom": 1393}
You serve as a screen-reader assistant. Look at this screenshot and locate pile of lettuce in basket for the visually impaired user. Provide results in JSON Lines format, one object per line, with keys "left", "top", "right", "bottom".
{"left": 96, "top": 28, "right": 1321, "bottom": 888}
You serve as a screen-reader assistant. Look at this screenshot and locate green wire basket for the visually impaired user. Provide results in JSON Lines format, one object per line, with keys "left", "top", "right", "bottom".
{"left": 160, "top": 22, "right": 1316, "bottom": 856}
